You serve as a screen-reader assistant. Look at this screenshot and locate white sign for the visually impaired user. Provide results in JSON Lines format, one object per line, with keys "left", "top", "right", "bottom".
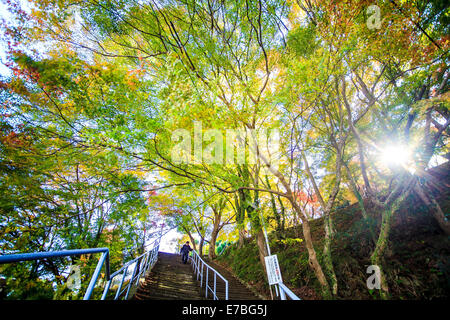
{"left": 264, "top": 254, "right": 282, "bottom": 285}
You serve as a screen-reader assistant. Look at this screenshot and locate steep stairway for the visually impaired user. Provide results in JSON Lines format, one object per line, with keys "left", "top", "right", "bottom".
{"left": 134, "top": 252, "right": 204, "bottom": 300}
{"left": 133, "top": 252, "right": 260, "bottom": 300}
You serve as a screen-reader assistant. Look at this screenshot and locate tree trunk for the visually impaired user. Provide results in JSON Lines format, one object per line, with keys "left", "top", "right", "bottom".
{"left": 370, "top": 188, "right": 410, "bottom": 299}
{"left": 323, "top": 213, "right": 338, "bottom": 295}
{"left": 300, "top": 213, "right": 332, "bottom": 299}
{"left": 291, "top": 199, "right": 331, "bottom": 299}
{"left": 345, "top": 163, "right": 377, "bottom": 245}
{"left": 302, "top": 149, "right": 340, "bottom": 296}
{"left": 255, "top": 229, "right": 269, "bottom": 272}
{"left": 209, "top": 229, "right": 219, "bottom": 260}
{"left": 251, "top": 145, "right": 331, "bottom": 298}
{"left": 186, "top": 231, "right": 197, "bottom": 251}
{"left": 370, "top": 205, "right": 393, "bottom": 299}
{"left": 238, "top": 228, "right": 246, "bottom": 248}
{"left": 199, "top": 237, "right": 204, "bottom": 257}
{"left": 235, "top": 192, "right": 246, "bottom": 248}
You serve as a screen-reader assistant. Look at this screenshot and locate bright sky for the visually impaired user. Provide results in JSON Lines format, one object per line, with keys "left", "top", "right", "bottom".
{"left": 158, "top": 228, "right": 182, "bottom": 253}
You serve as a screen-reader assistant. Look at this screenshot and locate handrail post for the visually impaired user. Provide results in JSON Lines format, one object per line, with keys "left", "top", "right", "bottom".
{"left": 125, "top": 262, "right": 138, "bottom": 300}
{"left": 101, "top": 280, "right": 112, "bottom": 300}
{"left": 200, "top": 261, "right": 204, "bottom": 287}
{"left": 205, "top": 266, "right": 209, "bottom": 299}
{"left": 83, "top": 250, "right": 109, "bottom": 300}
{"left": 135, "top": 257, "right": 143, "bottom": 286}
{"left": 214, "top": 272, "right": 217, "bottom": 300}
{"left": 225, "top": 279, "right": 228, "bottom": 300}
{"left": 0, "top": 237, "right": 164, "bottom": 301}
{"left": 148, "top": 250, "right": 155, "bottom": 272}
{"left": 114, "top": 266, "right": 128, "bottom": 300}
{"left": 188, "top": 249, "right": 230, "bottom": 300}
{"left": 195, "top": 254, "right": 199, "bottom": 277}
{"left": 279, "top": 285, "right": 286, "bottom": 300}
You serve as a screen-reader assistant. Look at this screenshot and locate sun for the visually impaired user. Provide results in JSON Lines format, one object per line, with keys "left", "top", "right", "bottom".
{"left": 380, "top": 144, "right": 413, "bottom": 168}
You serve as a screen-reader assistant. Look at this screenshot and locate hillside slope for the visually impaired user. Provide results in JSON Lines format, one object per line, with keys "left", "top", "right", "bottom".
{"left": 215, "top": 164, "right": 450, "bottom": 300}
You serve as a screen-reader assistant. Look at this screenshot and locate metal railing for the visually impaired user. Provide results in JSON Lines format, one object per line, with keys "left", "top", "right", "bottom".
{"left": 190, "top": 250, "right": 228, "bottom": 300}
{"left": 0, "top": 237, "right": 161, "bottom": 300}
{"left": 101, "top": 237, "right": 161, "bottom": 300}
{"left": 0, "top": 247, "right": 110, "bottom": 300}
{"left": 278, "top": 282, "right": 300, "bottom": 300}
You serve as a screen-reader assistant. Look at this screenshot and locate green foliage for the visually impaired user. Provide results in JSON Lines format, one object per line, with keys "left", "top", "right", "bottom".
{"left": 287, "top": 23, "right": 318, "bottom": 58}
{"left": 217, "top": 242, "right": 266, "bottom": 283}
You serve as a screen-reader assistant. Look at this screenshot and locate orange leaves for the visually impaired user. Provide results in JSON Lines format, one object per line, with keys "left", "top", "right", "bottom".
{"left": 125, "top": 71, "right": 138, "bottom": 89}
{"left": 126, "top": 65, "right": 145, "bottom": 90}
{"left": 294, "top": 191, "right": 319, "bottom": 206}
{"left": 0, "top": 130, "right": 28, "bottom": 148}
{"left": 124, "top": 54, "right": 148, "bottom": 89}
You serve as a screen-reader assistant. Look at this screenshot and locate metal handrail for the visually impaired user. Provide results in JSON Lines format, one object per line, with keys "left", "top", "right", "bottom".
{"left": 0, "top": 247, "right": 110, "bottom": 300}
{"left": 190, "top": 250, "right": 228, "bottom": 300}
{"left": 0, "top": 237, "right": 161, "bottom": 300}
{"left": 278, "top": 282, "right": 300, "bottom": 300}
{"left": 101, "top": 237, "right": 161, "bottom": 300}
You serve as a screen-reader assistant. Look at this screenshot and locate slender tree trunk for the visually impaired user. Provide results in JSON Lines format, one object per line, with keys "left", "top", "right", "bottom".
{"left": 255, "top": 229, "right": 269, "bottom": 274}
{"left": 209, "top": 229, "right": 219, "bottom": 260}
{"left": 370, "top": 205, "right": 393, "bottom": 299}
{"left": 370, "top": 187, "right": 411, "bottom": 299}
{"left": 184, "top": 229, "right": 197, "bottom": 251}
{"left": 291, "top": 199, "right": 331, "bottom": 299}
{"left": 199, "top": 237, "right": 204, "bottom": 257}
{"left": 266, "top": 175, "right": 284, "bottom": 239}
{"left": 302, "top": 150, "right": 340, "bottom": 296}
{"left": 344, "top": 164, "right": 377, "bottom": 245}
{"left": 277, "top": 195, "right": 286, "bottom": 234}
{"left": 247, "top": 139, "right": 331, "bottom": 298}
{"left": 235, "top": 192, "right": 246, "bottom": 248}
{"left": 323, "top": 214, "right": 337, "bottom": 295}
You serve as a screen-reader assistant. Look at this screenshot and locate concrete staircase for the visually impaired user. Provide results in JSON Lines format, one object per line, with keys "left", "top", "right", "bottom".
{"left": 134, "top": 252, "right": 204, "bottom": 300}
{"left": 133, "top": 252, "right": 259, "bottom": 300}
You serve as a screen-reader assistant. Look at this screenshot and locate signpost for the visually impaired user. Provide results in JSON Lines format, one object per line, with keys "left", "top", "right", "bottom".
{"left": 264, "top": 254, "right": 282, "bottom": 285}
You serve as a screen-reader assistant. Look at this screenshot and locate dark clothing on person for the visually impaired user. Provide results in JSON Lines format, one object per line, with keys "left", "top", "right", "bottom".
{"left": 180, "top": 244, "right": 193, "bottom": 264}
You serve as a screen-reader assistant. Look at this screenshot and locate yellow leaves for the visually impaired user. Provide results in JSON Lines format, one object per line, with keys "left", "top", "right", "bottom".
{"left": 276, "top": 238, "right": 304, "bottom": 246}
{"left": 31, "top": 8, "right": 45, "bottom": 25}
{"left": 9, "top": 78, "right": 30, "bottom": 97}
{"left": 3, "top": 226, "right": 12, "bottom": 234}
{"left": 414, "top": 91, "right": 450, "bottom": 114}
{"left": 306, "top": 128, "right": 319, "bottom": 140}
{"left": 287, "top": 0, "right": 306, "bottom": 23}
{"left": 124, "top": 170, "right": 146, "bottom": 178}
{"left": 62, "top": 100, "right": 75, "bottom": 110}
